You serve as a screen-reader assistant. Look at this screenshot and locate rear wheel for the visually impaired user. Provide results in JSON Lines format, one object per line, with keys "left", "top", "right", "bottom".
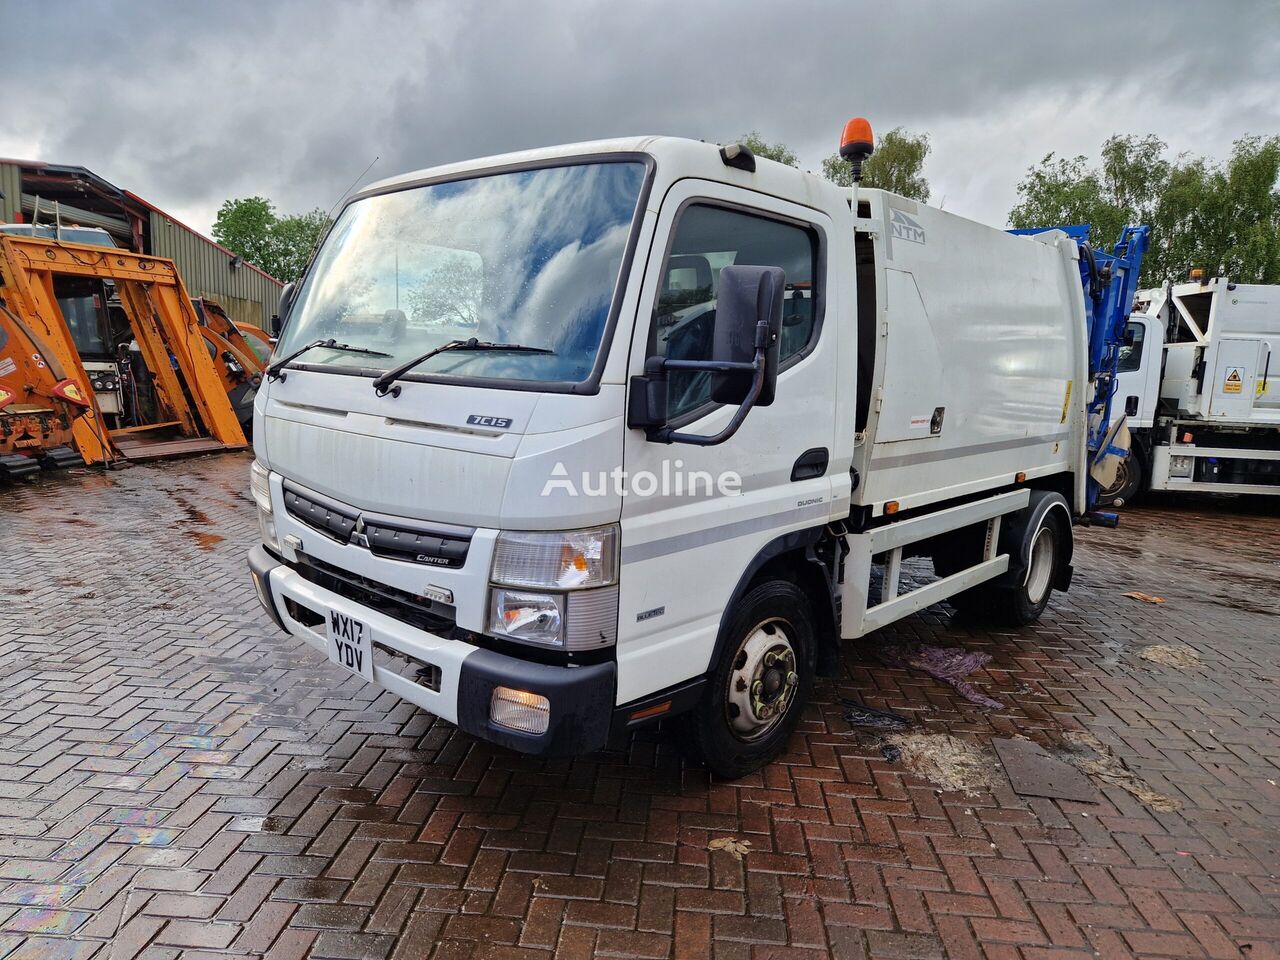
{"left": 937, "top": 501, "right": 1067, "bottom": 626}
{"left": 1006, "top": 511, "right": 1062, "bottom": 623}
{"left": 687, "top": 579, "right": 816, "bottom": 779}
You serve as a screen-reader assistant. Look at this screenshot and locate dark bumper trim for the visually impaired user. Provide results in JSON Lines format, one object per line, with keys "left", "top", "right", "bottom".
{"left": 456, "top": 648, "right": 616, "bottom": 757}
{"left": 248, "top": 545, "right": 287, "bottom": 631}
{"left": 612, "top": 676, "right": 707, "bottom": 734}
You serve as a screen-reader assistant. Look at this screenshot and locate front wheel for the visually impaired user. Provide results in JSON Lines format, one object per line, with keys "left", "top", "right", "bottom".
{"left": 1098, "top": 450, "right": 1143, "bottom": 506}
{"left": 686, "top": 579, "right": 817, "bottom": 779}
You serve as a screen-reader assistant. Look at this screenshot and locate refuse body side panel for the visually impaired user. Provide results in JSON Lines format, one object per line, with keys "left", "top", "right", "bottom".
{"left": 854, "top": 195, "right": 1086, "bottom": 515}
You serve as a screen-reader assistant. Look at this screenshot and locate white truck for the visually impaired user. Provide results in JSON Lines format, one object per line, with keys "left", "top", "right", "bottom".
{"left": 247, "top": 127, "right": 1137, "bottom": 776}
{"left": 1101, "top": 276, "right": 1279, "bottom": 502}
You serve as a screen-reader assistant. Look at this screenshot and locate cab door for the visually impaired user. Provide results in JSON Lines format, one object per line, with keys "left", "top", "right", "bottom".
{"left": 1114, "top": 317, "right": 1162, "bottom": 428}
{"left": 614, "top": 180, "right": 839, "bottom": 705}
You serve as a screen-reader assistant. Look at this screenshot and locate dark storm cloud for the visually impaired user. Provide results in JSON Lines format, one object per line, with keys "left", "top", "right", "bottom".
{"left": 3, "top": 0, "right": 1277, "bottom": 231}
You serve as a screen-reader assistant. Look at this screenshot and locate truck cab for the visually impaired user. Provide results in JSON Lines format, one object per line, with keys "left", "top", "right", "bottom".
{"left": 248, "top": 135, "right": 1094, "bottom": 776}
{"left": 1104, "top": 278, "right": 1280, "bottom": 501}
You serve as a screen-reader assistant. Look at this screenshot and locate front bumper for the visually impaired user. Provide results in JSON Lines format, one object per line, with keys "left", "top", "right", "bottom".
{"left": 248, "top": 545, "right": 615, "bottom": 756}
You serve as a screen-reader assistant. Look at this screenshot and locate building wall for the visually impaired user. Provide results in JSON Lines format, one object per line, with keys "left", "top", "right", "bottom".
{"left": 0, "top": 163, "right": 22, "bottom": 224}
{"left": 149, "top": 212, "right": 283, "bottom": 328}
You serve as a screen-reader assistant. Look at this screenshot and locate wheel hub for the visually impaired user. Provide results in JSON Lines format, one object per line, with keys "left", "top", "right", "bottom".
{"left": 1025, "top": 525, "right": 1056, "bottom": 604}
{"left": 727, "top": 619, "right": 798, "bottom": 741}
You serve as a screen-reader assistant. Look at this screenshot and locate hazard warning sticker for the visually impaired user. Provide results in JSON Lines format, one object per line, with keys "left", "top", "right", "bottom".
{"left": 1223, "top": 366, "right": 1245, "bottom": 394}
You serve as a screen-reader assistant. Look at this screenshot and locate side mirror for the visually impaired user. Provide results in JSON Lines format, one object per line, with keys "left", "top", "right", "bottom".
{"left": 626, "top": 264, "right": 784, "bottom": 446}
{"left": 710, "top": 265, "right": 784, "bottom": 407}
{"left": 272, "top": 281, "right": 296, "bottom": 338}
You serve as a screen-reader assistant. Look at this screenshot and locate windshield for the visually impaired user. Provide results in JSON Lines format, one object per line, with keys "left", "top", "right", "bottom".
{"left": 278, "top": 159, "right": 647, "bottom": 386}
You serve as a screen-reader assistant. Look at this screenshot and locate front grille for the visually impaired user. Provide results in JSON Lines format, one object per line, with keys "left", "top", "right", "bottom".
{"left": 365, "top": 520, "right": 470, "bottom": 568}
{"left": 282, "top": 482, "right": 472, "bottom": 568}
{"left": 294, "top": 552, "right": 456, "bottom": 635}
{"left": 283, "top": 487, "right": 357, "bottom": 542}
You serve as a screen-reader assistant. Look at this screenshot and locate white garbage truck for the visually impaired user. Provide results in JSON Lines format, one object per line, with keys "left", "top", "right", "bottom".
{"left": 1099, "top": 275, "right": 1279, "bottom": 502}
{"left": 247, "top": 123, "right": 1143, "bottom": 776}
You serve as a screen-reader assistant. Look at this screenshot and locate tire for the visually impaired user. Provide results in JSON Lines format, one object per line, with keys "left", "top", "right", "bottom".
{"left": 686, "top": 579, "right": 817, "bottom": 779}
{"left": 937, "top": 502, "right": 1067, "bottom": 626}
{"left": 995, "top": 507, "right": 1064, "bottom": 625}
{"left": 1098, "top": 450, "right": 1143, "bottom": 507}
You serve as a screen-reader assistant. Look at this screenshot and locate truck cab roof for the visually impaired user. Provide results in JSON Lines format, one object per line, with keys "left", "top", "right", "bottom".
{"left": 355, "top": 136, "right": 852, "bottom": 215}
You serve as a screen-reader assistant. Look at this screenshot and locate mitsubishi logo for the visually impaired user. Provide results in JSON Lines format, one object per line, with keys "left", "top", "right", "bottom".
{"left": 350, "top": 517, "right": 370, "bottom": 549}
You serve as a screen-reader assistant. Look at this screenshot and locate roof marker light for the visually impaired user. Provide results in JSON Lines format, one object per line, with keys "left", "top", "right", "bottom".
{"left": 839, "top": 118, "right": 875, "bottom": 183}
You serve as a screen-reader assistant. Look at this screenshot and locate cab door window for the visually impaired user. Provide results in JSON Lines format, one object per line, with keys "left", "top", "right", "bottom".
{"left": 650, "top": 204, "right": 821, "bottom": 420}
{"left": 1118, "top": 321, "right": 1145, "bottom": 372}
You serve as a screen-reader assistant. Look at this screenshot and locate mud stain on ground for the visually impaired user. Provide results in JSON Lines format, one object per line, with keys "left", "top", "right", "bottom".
{"left": 885, "top": 731, "right": 1003, "bottom": 795}
{"left": 1062, "top": 731, "right": 1180, "bottom": 812}
{"left": 1138, "top": 644, "right": 1202, "bottom": 669}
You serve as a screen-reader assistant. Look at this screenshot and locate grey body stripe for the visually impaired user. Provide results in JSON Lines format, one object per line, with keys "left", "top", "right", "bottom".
{"left": 870, "top": 432, "right": 1070, "bottom": 470}
{"left": 622, "top": 500, "right": 832, "bottom": 564}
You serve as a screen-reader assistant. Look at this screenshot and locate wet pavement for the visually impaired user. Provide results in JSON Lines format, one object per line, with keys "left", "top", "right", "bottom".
{"left": 1, "top": 453, "right": 1278, "bottom": 960}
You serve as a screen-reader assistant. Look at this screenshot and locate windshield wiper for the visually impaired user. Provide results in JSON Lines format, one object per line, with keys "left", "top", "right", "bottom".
{"left": 267, "top": 338, "right": 392, "bottom": 382}
{"left": 372, "top": 337, "right": 555, "bottom": 397}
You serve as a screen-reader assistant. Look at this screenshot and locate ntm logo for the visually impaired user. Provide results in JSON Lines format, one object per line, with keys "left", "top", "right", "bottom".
{"left": 891, "top": 209, "right": 926, "bottom": 245}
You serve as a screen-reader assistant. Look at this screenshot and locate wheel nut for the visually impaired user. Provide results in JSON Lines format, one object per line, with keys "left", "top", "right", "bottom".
{"left": 786, "top": 671, "right": 798, "bottom": 686}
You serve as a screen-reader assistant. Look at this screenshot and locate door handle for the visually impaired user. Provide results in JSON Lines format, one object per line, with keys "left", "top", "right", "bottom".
{"left": 1125, "top": 395, "right": 1139, "bottom": 417}
{"left": 791, "top": 447, "right": 829, "bottom": 482}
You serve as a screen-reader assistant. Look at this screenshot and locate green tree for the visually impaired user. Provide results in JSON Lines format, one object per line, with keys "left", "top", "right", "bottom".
{"left": 212, "top": 197, "right": 332, "bottom": 282}
{"left": 211, "top": 197, "right": 277, "bottom": 273}
{"left": 269, "top": 208, "right": 332, "bottom": 284}
{"left": 821, "top": 127, "right": 932, "bottom": 201}
{"left": 739, "top": 131, "right": 798, "bottom": 167}
{"left": 1009, "top": 134, "right": 1280, "bottom": 284}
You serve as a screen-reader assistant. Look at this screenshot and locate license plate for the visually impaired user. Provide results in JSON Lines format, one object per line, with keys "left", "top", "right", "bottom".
{"left": 326, "top": 610, "right": 374, "bottom": 681}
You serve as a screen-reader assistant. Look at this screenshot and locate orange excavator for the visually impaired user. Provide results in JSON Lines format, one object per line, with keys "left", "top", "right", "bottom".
{"left": 192, "top": 296, "right": 269, "bottom": 432}
{"left": 0, "top": 233, "right": 248, "bottom": 476}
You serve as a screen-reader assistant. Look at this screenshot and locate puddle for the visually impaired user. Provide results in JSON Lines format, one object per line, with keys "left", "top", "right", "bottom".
{"left": 172, "top": 494, "right": 214, "bottom": 527}
{"left": 183, "top": 530, "right": 225, "bottom": 551}
{"left": 287, "top": 756, "right": 339, "bottom": 771}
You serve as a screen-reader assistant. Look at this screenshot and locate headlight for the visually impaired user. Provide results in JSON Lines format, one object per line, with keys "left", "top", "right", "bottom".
{"left": 250, "top": 460, "right": 279, "bottom": 551}
{"left": 491, "top": 525, "right": 618, "bottom": 590}
{"left": 488, "top": 589, "right": 565, "bottom": 647}
{"left": 250, "top": 460, "right": 272, "bottom": 510}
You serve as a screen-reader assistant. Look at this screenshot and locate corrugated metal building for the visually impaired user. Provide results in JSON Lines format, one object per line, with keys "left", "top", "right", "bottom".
{"left": 0, "top": 159, "right": 282, "bottom": 328}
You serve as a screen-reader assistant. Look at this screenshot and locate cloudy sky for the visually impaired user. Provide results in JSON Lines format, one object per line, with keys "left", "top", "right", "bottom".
{"left": 4, "top": 0, "right": 1277, "bottom": 236}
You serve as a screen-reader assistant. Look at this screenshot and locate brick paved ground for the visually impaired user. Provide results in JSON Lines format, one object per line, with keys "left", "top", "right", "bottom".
{"left": 1, "top": 452, "right": 1278, "bottom": 960}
